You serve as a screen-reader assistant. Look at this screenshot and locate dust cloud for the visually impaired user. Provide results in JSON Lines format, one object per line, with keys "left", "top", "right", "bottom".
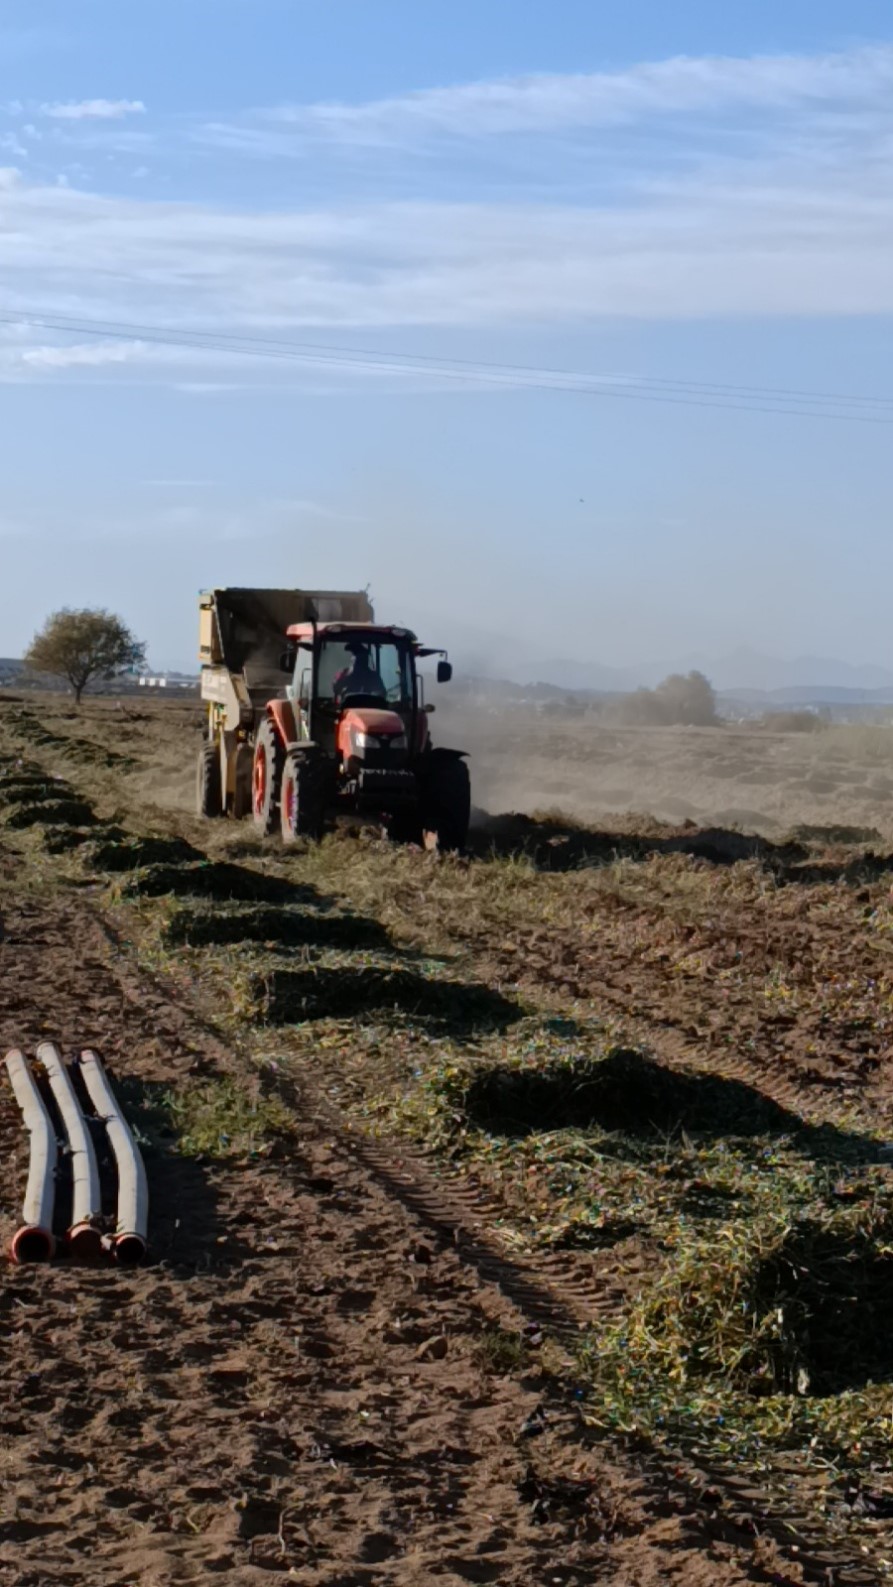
{"left": 121, "top": 677, "right": 893, "bottom": 843}
{"left": 429, "top": 694, "right": 893, "bottom": 839}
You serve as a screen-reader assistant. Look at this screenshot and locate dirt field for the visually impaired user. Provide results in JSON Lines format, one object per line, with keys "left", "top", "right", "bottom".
{"left": 433, "top": 700, "right": 893, "bottom": 838}
{"left": 3, "top": 692, "right": 893, "bottom": 1586}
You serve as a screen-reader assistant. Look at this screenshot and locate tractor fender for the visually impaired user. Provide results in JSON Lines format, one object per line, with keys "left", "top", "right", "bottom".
{"left": 265, "top": 698, "right": 298, "bottom": 748}
{"left": 424, "top": 745, "right": 468, "bottom": 762}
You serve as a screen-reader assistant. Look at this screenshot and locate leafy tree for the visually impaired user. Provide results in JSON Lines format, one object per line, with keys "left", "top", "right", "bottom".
{"left": 614, "top": 670, "right": 719, "bottom": 727}
{"left": 654, "top": 670, "right": 719, "bottom": 726}
{"left": 24, "top": 608, "right": 146, "bottom": 704}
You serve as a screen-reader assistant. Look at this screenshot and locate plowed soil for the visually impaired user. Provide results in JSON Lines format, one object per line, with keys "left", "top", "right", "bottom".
{"left": 2, "top": 693, "right": 891, "bottom": 1586}
{"left": 0, "top": 890, "right": 775, "bottom": 1587}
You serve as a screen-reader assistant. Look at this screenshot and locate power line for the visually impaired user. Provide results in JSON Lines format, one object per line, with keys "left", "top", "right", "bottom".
{"left": 1, "top": 308, "right": 891, "bottom": 425}
{"left": 9, "top": 309, "right": 892, "bottom": 410}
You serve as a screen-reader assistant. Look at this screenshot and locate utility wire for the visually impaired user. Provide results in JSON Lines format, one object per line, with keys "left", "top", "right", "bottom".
{"left": 1, "top": 308, "right": 891, "bottom": 425}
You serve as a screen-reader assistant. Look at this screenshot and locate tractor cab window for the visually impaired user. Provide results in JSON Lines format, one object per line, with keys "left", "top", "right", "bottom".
{"left": 318, "top": 638, "right": 413, "bottom": 709}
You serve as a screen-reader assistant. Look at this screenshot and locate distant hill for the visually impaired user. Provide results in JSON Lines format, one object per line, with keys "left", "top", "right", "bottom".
{"left": 721, "top": 685, "right": 893, "bottom": 709}
{"left": 404, "top": 610, "right": 893, "bottom": 697}
{"left": 535, "top": 649, "right": 893, "bottom": 695}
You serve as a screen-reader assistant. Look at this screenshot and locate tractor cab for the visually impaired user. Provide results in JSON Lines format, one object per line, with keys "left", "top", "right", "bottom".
{"left": 284, "top": 623, "right": 451, "bottom": 774}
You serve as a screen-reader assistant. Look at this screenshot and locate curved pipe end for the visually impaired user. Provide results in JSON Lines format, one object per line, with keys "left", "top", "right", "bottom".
{"left": 114, "top": 1232, "right": 147, "bottom": 1266}
{"left": 68, "top": 1221, "right": 104, "bottom": 1262}
{"left": 10, "top": 1225, "right": 55, "bottom": 1264}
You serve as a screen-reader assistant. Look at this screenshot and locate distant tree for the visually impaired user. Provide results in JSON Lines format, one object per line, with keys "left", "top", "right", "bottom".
{"left": 24, "top": 608, "right": 146, "bottom": 704}
{"left": 654, "top": 670, "right": 719, "bottom": 726}
{"left": 613, "top": 670, "right": 719, "bottom": 728}
{"left": 617, "top": 686, "right": 666, "bottom": 726}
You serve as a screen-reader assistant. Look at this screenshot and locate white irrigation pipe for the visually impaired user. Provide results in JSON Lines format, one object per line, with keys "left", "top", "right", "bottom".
{"left": 79, "top": 1049, "right": 148, "bottom": 1264}
{"left": 38, "top": 1042, "right": 102, "bottom": 1260}
{"left": 4, "top": 1049, "right": 57, "bottom": 1263}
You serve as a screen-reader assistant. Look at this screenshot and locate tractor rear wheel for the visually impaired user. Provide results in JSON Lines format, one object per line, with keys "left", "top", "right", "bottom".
{"left": 252, "top": 720, "right": 284, "bottom": 836}
{"left": 280, "top": 749, "right": 325, "bottom": 844}
{"left": 422, "top": 752, "right": 470, "bottom": 853}
{"left": 196, "top": 743, "right": 223, "bottom": 819}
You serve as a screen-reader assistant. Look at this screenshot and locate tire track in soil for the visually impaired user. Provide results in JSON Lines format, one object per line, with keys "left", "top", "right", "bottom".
{"left": 72, "top": 903, "right": 885, "bottom": 1585}
{"left": 0, "top": 890, "right": 786, "bottom": 1587}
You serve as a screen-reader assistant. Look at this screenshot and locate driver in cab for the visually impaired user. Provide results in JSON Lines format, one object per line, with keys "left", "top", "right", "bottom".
{"left": 333, "top": 640, "right": 385, "bottom": 703}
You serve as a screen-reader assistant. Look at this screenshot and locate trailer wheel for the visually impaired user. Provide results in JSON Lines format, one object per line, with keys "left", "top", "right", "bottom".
{"left": 281, "top": 750, "right": 325, "bottom": 844}
{"left": 252, "top": 720, "right": 284, "bottom": 836}
{"left": 196, "top": 743, "right": 223, "bottom": 819}
{"left": 422, "top": 752, "right": 470, "bottom": 853}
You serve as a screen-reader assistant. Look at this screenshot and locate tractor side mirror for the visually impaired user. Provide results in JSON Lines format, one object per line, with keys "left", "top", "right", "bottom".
{"left": 280, "top": 644, "right": 297, "bottom": 673}
{"left": 436, "top": 660, "right": 453, "bottom": 684}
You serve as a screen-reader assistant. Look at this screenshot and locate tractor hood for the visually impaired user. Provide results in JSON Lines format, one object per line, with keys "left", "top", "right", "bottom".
{"left": 342, "top": 707, "right": 405, "bottom": 737}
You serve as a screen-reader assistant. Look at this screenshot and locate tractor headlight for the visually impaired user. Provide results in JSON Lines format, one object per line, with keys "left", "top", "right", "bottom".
{"left": 352, "top": 731, "right": 407, "bottom": 752}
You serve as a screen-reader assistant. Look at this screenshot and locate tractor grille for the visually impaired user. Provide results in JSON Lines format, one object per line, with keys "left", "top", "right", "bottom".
{"left": 356, "top": 768, "right": 417, "bottom": 808}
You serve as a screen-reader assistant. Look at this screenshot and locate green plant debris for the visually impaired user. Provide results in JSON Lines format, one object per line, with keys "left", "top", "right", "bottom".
{"left": 41, "top": 826, "right": 95, "bottom": 855}
{"left": 84, "top": 833, "right": 201, "bottom": 873}
{"left": 0, "top": 777, "right": 76, "bottom": 804}
{"left": 118, "top": 860, "right": 297, "bottom": 902}
{"left": 476, "top": 1325, "right": 532, "bottom": 1375}
{"left": 256, "top": 963, "right": 523, "bottom": 1034}
{"left": 163, "top": 902, "right": 391, "bottom": 952}
{"left": 582, "top": 1198, "right": 893, "bottom": 1473}
{"left": 159, "top": 1077, "right": 297, "bottom": 1160}
{"left": 366, "top": 1031, "right": 893, "bottom": 1493}
{"left": 3, "top": 797, "right": 96, "bottom": 829}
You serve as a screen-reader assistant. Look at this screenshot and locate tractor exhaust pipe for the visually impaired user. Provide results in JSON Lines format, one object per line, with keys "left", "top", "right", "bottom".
{"left": 79, "top": 1050, "right": 148, "bottom": 1264}
{"left": 38, "top": 1042, "right": 103, "bottom": 1261}
{"left": 4, "top": 1048, "right": 57, "bottom": 1263}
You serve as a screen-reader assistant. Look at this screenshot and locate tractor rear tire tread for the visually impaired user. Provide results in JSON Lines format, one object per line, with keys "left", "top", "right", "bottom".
{"left": 253, "top": 720, "right": 285, "bottom": 837}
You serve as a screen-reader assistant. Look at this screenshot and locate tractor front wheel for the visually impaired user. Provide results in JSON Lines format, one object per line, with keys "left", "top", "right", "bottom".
{"left": 281, "top": 750, "right": 325, "bottom": 844}
{"left": 422, "top": 752, "right": 470, "bottom": 853}
{"left": 252, "top": 720, "right": 285, "bottom": 836}
{"left": 196, "top": 743, "right": 223, "bottom": 819}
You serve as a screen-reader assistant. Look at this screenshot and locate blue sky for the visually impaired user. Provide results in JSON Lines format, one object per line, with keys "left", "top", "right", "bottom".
{"left": 1, "top": 1, "right": 892, "bottom": 676}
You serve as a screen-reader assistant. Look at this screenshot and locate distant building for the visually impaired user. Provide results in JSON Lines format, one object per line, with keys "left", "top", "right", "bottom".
{"left": 138, "top": 671, "right": 198, "bottom": 691}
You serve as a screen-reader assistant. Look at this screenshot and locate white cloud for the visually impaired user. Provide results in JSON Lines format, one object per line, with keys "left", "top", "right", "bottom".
{"left": 265, "top": 497, "right": 361, "bottom": 521}
{"left": 0, "top": 43, "right": 890, "bottom": 381}
{"left": 0, "top": 161, "right": 891, "bottom": 342}
{"left": 174, "top": 381, "right": 240, "bottom": 393}
{"left": 204, "top": 45, "right": 893, "bottom": 149}
{"left": 42, "top": 99, "right": 146, "bottom": 122}
{"left": 20, "top": 339, "right": 147, "bottom": 369}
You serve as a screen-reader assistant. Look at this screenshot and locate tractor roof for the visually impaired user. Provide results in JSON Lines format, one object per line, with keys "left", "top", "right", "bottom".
{"left": 285, "top": 621, "right": 418, "bottom": 643}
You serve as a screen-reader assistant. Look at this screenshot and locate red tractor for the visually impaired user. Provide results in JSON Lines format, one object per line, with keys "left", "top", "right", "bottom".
{"left": 197, "top": 589, "right": 470, "bottom": 850}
